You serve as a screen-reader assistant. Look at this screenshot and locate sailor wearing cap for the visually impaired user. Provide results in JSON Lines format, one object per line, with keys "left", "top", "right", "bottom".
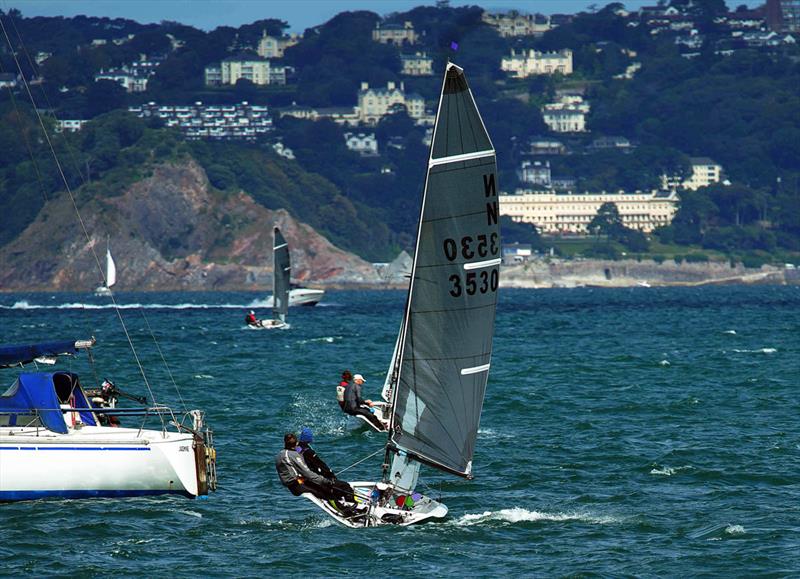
{"left": 342, "top": 373, "right": 386, "bottom": 431}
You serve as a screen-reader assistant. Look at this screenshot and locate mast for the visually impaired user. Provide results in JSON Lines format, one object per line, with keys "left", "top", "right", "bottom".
{"left": 384, "top": 62, "right": 500, "bottom": 488}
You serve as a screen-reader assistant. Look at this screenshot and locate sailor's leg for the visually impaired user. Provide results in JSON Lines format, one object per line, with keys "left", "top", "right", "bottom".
{"left": 357, "top": 407, "right": 387, "bottom": 431}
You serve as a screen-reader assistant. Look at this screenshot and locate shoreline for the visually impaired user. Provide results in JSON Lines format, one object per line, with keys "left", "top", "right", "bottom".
{"left": 1, "top": 259, "right": 797, "bottom": 292}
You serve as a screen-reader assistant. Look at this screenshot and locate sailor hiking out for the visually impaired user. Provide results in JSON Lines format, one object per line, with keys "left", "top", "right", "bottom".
{"left": 342, "top": 374, "right": 387, "bottom": 431}
{"left": 275, "top": 432, "right": 361, "bottom": 515}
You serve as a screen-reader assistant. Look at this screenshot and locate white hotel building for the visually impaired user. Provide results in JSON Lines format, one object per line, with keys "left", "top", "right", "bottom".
{"left": 501, "top": 48, "right": 573, "bottom": 78}
{"left": 500, "top": 190, "right": 679, "bottom": 234}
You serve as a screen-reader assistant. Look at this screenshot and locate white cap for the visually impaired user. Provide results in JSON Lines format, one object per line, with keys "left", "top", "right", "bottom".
{"left": 354, "top": 374, "right": 366, "bottom": 382}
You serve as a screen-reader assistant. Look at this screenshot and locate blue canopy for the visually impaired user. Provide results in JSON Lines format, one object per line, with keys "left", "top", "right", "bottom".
{"left": 0, "top": 372, "right": 97, "bottom": 433}
{"left": 0, "top": 340, "right": 79, "bottom": 369}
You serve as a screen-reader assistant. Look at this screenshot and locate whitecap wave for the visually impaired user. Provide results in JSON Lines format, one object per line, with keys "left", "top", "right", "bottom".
{"left": 659, "top": 359, "right": 670, "bottom": 366}
{"left": 178, "top": 509, "right": 203, "bottom": 518}
{"left": 732, "top": 348, "right": 776, "bottom": 354}
{"left": 194, "top": 374, "right": 214, "bottom": 379}
{"left": 725, "top": 524, "right": 745, "bottom": 535}
{"left": 722, "top": 330, "right": 737, "bottom": 335}
{"left": 649, "top": 465, "right": 692, "bottom": 476}
{"left": 296, "top": 336, "right": 341, "bottom": 344}
{"left": 455, "top": 507, "right": 620, "bottom": 526}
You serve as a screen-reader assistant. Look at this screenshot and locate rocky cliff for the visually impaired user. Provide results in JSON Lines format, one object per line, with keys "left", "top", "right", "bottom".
{"left": 0, "top": 160, "right": 381, "bottom": 291}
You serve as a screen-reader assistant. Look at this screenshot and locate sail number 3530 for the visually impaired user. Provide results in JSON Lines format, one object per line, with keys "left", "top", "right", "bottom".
{"left": 448, "top": 269, "right": 498, "bottom": 297}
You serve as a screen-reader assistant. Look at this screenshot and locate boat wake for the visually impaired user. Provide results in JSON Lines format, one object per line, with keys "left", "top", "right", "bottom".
{"left": 2, "top": 300, "right": 260, "bottom": 310}
{"left": 289, "top": 394, "right": 350, "bottom": 436}
{"left": 454, "top": 507, "right": 622, "bottom": 526}
{"left": 295, "top": 336, "right": 342, "bottom": 344}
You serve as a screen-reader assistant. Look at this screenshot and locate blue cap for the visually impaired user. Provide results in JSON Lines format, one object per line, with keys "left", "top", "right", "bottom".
{"left": 299, "top": 427, "right": 313, "bottom": 443}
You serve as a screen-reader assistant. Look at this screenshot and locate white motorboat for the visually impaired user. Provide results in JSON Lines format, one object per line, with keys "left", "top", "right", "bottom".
{"left": 302, "top": 62, "right": 500, "bottom": 527}
{"left": 0, "top": 340, "right": 217, "bottom": 501}
{"left": 264, "top": 287, "right": 325, "bottom": 308}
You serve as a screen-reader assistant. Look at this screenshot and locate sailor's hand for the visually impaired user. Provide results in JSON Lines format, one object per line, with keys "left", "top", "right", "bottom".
{"left": 365, "top": 399, "right": 373, "bottom": 406}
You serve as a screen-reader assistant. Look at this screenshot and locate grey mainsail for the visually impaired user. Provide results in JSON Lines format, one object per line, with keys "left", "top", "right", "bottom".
{"left": 387, "top": 62, "right": 499, "bottom": 479}
{"left": 272, "top": 227, "right": 290, "bottom": 323}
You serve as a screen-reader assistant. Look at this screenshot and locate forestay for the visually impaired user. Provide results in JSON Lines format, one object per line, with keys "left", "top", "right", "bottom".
{"left": 388, "top": 63, "right": 499, "bottom": 478}
{"left": 272, "top": 227, "right": 290, "bottom": 323}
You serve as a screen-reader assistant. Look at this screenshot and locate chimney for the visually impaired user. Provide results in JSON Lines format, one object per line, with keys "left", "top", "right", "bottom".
{"left": 361, "top": 82, "right": 369, "bottom": 90}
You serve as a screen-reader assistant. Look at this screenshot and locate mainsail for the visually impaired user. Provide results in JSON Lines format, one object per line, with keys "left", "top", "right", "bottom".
{"left": 272, "top": 227, "right": 290, "bottom": 323}
{"left": 105, "top": 247, "right": 117, "bottom": 289}
{"left": 386, "top": 62, "right": 500, "bottom": 483}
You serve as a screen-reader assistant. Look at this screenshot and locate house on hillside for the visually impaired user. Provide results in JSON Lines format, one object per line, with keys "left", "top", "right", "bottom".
{"left": 400, "top": 52, "right": 434, "bottom": 76}
{"left": 357, "top": 81, "right": 425, "bottom": 125}
{"left": 257, "top": 31, "right": 301, "bottom": 58}
{"left": 501, "top": 48, "right": 573, "bottom": 78}
{"left": 372, "top": 21, "right": 417, "bottom": 45}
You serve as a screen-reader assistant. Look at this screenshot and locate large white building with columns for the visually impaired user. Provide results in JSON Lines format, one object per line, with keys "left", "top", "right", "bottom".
{"left": 500, "top": 189, "right": 679, "bottom": 234}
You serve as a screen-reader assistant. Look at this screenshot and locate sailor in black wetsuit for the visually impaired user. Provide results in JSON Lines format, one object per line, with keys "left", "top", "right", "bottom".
{"left": 296, "top": 427, "right": 335, "bottom": 478}
{"left": 296, "top": 427, "right": 355, "bottom": 504}
{"left": 342, "top": 374, "right": 386, "bottom": 431}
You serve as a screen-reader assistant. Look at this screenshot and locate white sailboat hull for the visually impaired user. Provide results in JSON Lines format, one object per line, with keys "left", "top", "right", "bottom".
{"left": 302, "top": 482, "right": 448, "bottom": 527}
{"left": 247, "top": 319, "right": 289, "bottom": 330}
{"left": 93, "top": 286, "right": 111, "bottom": 296}
{"left": 265, "top": 288, "right": 324, "bottom": 308}
{"left": 0, "top": 425, "right": 203, "bottom": 501}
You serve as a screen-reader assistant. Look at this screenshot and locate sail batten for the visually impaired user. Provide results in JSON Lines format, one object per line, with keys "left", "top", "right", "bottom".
{"left": 387, "top": 63, "right": 499, "bottom": 479}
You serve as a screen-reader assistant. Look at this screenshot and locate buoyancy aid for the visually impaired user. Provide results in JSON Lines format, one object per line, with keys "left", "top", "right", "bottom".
{"left": 336, "top": 380, "right": 347, "bottom": 406}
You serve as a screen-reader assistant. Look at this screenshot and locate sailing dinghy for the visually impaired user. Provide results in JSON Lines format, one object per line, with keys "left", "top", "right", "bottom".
{"left": 304, "top": 62, "right": 500, "bottom": 527}
{"left": 93, "top": 242, "right": 116, "bottom": 296}
{"left": 251, "top": 227, "right": 291, "bottom": 329}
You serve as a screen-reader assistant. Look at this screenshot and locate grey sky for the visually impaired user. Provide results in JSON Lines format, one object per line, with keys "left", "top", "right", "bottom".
{"left": 9, "top": 0, "right": 762, "bottom": 33}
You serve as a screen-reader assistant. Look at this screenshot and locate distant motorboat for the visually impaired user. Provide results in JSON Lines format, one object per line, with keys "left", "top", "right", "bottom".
{"left": 264, "top": 287, "right": 325, "bottom": 307}
{"left": 93, "top": 243, "right": 116, "bottom": 296}
{"left": 0, "top": 339, "right": 217, "bottom": 501}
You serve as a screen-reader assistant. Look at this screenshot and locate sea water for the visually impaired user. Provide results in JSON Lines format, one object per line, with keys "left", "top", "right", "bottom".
{"left": 1, "top": 286, "right": 799, "bottom": 575}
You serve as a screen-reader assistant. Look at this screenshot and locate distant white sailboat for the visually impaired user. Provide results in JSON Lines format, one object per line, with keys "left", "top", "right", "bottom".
{"left": 303, "top": 62, "right": 500, "bottom": 527}
{"left": 94, "top": 243, "right": 116, "bottom": 296}
{"left": 250, "top": 227, "right": 291, "bottom": 329}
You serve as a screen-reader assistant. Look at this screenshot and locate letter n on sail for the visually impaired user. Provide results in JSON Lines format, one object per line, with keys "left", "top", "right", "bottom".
{"left": 484, "top": 174, "right": 498, "bottom": 225}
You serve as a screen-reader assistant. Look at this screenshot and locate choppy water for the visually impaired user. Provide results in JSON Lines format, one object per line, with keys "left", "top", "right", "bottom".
{"left": 1, "top": 286, "right": 799, "bottom": 576}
